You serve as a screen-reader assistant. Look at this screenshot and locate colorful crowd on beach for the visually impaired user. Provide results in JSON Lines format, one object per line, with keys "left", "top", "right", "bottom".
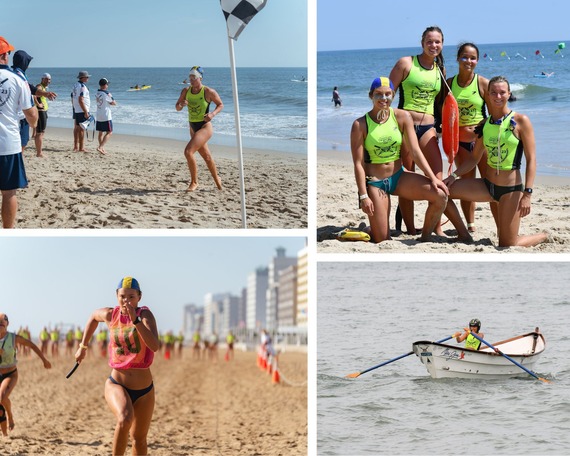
{"left": 344, "top": 25, "right": 549, "bottom": 248}
{"left": 1, "top": 36, "right": 225, "bottom": 229}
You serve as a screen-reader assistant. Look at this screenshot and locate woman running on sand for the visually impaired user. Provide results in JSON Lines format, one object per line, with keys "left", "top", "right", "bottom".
{"left": 75, "top": 277, "right": 160, "bottom": 455}
{"left": 0, "top": 313, "right": 52, "bottom": 434}
{"left": 175, "top": 66, "right": 224, "bottom": 192}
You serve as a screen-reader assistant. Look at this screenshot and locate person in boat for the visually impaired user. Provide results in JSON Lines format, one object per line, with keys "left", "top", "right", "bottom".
{"left": 454, "top": 318, "right": 484, "bottom": 350}
{"left": 389, "top": 26, "right": 468, "bottom": 239}
{"left": 351, "top": 76, "right": 470, "bottom": 243}
{"left": 445, "top": 43, "right": 489, "bottom": 233}
{"left": 175, "top": 66, "right": 223, "bottom": 191}
{"left": 444, "top": 76, "right": 548, "bottom": 247}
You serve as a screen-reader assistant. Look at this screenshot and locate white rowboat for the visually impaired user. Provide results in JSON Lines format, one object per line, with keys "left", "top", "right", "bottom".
{"left": 412, "top": 329, "right": 546, "bottom": 380}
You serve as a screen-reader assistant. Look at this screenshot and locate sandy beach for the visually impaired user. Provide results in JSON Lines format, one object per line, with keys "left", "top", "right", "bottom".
{"left": 15, "top": 128, "right": 307, "bottom": 229}
{"left": 1, "top": 348, "right": 307, "bottom": 455}
{"left": 317, "top": 151, "right": 570, "bottom": 253}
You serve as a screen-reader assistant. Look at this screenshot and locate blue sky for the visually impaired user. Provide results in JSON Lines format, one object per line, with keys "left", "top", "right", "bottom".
{"left": 0, "top": 236, "right": 306, "bottom": 337}
{"left": 1, "top": 0, "right": 307, "bottom": 67}
{"left": 318, "top": 0, "right": 569, "bottom": 52}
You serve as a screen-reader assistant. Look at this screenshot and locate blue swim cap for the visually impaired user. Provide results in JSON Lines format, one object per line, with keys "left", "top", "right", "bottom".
{"left": 370, "top": 76, "right": 395, "bottom": 92}
{"left": 117, "top": 277, "right": 140, "bottom": 291}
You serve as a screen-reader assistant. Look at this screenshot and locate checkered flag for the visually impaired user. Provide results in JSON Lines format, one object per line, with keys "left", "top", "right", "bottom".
{"left": 220, "top": 0, "right": 268, "bottom": 40}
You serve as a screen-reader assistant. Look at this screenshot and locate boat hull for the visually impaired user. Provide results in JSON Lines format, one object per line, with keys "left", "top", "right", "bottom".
{"left": 412, "top": 331, "right": 545, "bottom": 379}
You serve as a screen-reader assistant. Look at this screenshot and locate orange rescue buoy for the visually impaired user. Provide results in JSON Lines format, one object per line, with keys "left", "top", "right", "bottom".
{"left": 441, "top": 93, "right": 459, "bottom": 175}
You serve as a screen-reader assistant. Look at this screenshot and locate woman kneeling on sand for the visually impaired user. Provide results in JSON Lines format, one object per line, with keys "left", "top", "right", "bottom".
{"left": 75, "top": 277, "right": 160, "bottom": 455}
{"left": 0, "top": 313, "right": 51, "bottom": 434}
{"left": 351, "top": 76, "right": 471, "bottom": 243}
{"left": 444, "top": 76, "right": 548, "bottom": 247}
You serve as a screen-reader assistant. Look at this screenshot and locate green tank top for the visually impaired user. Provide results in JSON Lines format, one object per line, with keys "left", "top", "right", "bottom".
{"left": 398, "top": 55, "right": 441, "bottom": 116}
{"left": 36, "top": 83, "right": 49, "bottom": 111}
{"left": 465, "top": 334, "right": 481, "bottom": 350}
{"left": 451, "top": 74, "right": 486, "bottom": 126}
{"left": 364, "top": 109, "right": 402, "bottom": 164}
{"left": 185, "top": 85, "right": 210, "bottom": 123}
{"left": 0, "top": 333, "right": 17, "bottom": 368}
{"left": 483, "top": 112, "right": 523, "bottom": 171}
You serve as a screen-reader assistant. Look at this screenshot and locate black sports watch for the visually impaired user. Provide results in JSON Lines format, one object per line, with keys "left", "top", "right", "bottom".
{"left": 523, "top": 188, "right": 533, "bottom": 194}
{"left": 133, "top": 315, "right": 143, "bottom": 325}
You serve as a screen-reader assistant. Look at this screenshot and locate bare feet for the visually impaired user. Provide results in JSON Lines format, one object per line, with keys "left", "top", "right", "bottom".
{"left": 186, "top": 182, "right": 199, "bottom": 192}
{"left": 97, "top": 147, "right": 106, "bottom": 155}
{"left": 214, "top": 175, "right": 222, "bottom": 190}
{"left": 467, "top": 223, "right": 476, "bottom": 233}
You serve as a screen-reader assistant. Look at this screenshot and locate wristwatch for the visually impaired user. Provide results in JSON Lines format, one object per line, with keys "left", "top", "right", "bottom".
{"left": 133, "top": 315, "right": 142, "bottom": 325}
{"left": 523, "top": 188, "right": 533, "bottom": 194}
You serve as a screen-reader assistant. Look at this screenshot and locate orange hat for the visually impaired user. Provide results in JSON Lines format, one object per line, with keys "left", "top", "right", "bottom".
{"left": 0, "top": 36, "right": 14, "bottom": 55}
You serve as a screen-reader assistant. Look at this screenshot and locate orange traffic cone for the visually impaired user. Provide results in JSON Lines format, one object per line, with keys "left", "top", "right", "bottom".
{"left": 272, "top": 368, "right": 280, "bottom": 384}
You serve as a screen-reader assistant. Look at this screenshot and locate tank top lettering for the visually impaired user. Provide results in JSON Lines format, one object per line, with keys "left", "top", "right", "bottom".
{"left": 398, "top": 55, "right": 441, "bottom": 115}
{"left": 108, "top": 306, "right": 154, "bottom": 369}
{"left": 185, "top": 85, "right": 210, "bottom": 122}
{"left": 451, "top": 74, "right": 486, "bottom": 126}
{"left": 363, "top": 109, "right": 402, "bottom": 164}
{"left": 483, "top": 112, "right": 523, "bottom": 171}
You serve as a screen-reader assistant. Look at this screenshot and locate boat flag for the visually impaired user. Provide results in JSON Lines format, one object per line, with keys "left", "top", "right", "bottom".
{"left": 483, "top": 53, "right": 492, "bottom": 61}
{"left": 221, "top": 0, "right": 268, "bottom": 40}
{"left": 500, "top": 51, "right": 510, "bottom": 60}
{"left": 555, "top": 42, "right": 565, "bottom": 57}
{"left": 535, "top": 49, "right": 544, "bottom": 58}
{"left": 220, "top": 0, "right": 269, "bottom": 228}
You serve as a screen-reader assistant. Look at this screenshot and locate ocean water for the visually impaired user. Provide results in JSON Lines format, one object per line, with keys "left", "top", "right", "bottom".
{"left": 25, "top": 67, "right": 307, "bottom": 154}
{"left": 318, "top": 41, "right": 570, "bottom": 176}
{"left": 317, "top": 262, "right": 570, "bottom": 455}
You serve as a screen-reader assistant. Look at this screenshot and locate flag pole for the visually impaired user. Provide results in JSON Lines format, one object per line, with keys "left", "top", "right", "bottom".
{"left": 227, "top": 36, "right": 247, "bottom": 228}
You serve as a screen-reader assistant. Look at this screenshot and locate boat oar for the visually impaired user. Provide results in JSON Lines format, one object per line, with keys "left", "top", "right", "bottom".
{"left": 345, "top": 335, "right": 454, "bottom": 378}
{"left": 469, "top": 332, "right": 551, "bottom": 384}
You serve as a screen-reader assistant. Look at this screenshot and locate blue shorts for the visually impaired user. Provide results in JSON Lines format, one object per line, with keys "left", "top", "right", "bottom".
{"left": 74, "top": 112, "right": 89, "bottom": 125}
{"left": 19, "top": 119, "right": 30, "bottom": 147}
{"left": 366, "top": 167, "right": 404, "bottom": 195}
{"left": 96, "top": 120, "right": 113, "bottom": 132}
{"left": 0, "top": 153, "right": 28, "bottom": 191}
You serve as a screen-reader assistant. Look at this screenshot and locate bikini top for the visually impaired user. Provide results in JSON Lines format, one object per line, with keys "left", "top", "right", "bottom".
{"left": 363, "top": 108, "right": 402, "bottom": 165}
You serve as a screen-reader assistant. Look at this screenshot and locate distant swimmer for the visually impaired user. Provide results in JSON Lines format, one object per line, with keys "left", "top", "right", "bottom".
{"left": 332, "top": 86, "right": 342, "bottom": 107}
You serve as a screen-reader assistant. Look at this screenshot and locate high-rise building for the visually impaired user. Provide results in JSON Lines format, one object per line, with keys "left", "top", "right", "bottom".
{"left": 266, "top": 247, "right": 297, "bottom": 330}
{"left": 296, "top": 246, "right": 308, "bottom": 328}
{"left": 246, "top": 266, "right": 269, "bottom": 330}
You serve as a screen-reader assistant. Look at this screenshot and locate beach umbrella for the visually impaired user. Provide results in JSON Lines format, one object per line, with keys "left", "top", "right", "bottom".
{"left": 500, "top": 51, "right": 510, "bottom": 60}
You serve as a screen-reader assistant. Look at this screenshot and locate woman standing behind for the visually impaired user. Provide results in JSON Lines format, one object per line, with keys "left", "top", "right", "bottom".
{"left": 447, "top": 43, "right": 489, "bottom": 232}
{"left": 75, "top": 277, "right": 160, "bottom": 455}
{"left": 444, "top": 76, "right": 548, "bottom": 247}
{"left": 175, "top": 66, "right": 223, "bottom": 192}
{"left": 389, "top": 26, "right": 469, "bottom": 241}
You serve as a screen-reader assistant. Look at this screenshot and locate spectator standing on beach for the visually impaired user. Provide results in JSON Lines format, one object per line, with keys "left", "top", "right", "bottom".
{"left": 75, "top": 277, "right": 160, "bottom": 455}
{"left": 175, "top": 66, "right": 223, "bottom": 191}
{"left": 192, "top": 331, "right": 201, "bottom": 360}
{"left": 0, "top": 38, "right": 37, "bottom": 229}
{"left": 71, "top": 70, "right": 91, "bottom": 152}
{"left": 39, "top": 327, "right": 49, "bottom": 355}
{"left": 225, "top": 330, "right": 235, "bottom": 361}
{"left": 33, "top": 73, "right": 53, "bottom": 157}
{"left": 0, "top": 312, "right": 52, "bottom": 434}
{"left": 95, "top": 78, "right": 116, "bottom": 155}
{"left": 332, "top": 86, "right": 342, "bottom": 107}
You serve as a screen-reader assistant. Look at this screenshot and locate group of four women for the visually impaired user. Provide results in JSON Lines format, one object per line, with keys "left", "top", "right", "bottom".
{"left": 351, "top": 25, "right": 548, "bottom": 247}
